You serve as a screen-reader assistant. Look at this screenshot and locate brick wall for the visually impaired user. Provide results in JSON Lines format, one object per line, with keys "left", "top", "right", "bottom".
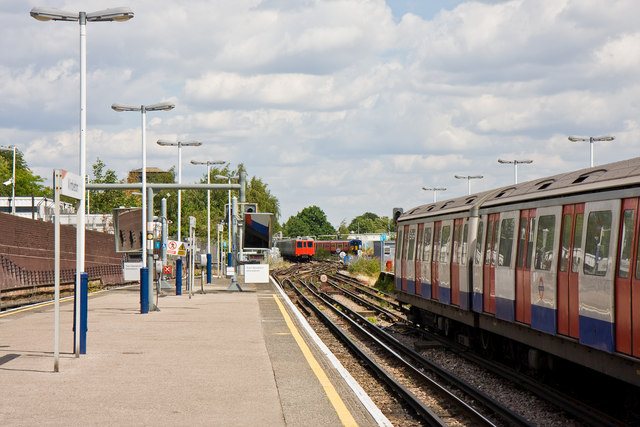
{"left": 0, "top": 212, "right": 125, "bottom": 290}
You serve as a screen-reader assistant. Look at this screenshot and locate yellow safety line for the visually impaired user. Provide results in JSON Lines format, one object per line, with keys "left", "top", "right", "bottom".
{"left": 272, "top": 294, "right": 359, "bottom": 427}
{"left": 0, "top": 289, "right": 105, "bottom": 318}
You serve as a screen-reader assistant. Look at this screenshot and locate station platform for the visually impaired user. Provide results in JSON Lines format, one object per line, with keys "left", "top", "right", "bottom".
{"left": 0, "top": 275, "right": 390, "bottom": 426}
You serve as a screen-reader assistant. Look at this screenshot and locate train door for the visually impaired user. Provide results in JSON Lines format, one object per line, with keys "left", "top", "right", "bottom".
{"left": 431, "top": 221, "right": 442, "bottom": 300}
{"left": 615, "top": 198, "right": 640, "bottom": 356}
{"left": 557, "top": 203, "right": 584, "bottom": 338}
{"left": 472, "top": 216, "right": 486, "bottom": 312}
{"left": 515, "top": 209, "right": 536, "bottom": 324}
{"left": 421, "top": 224, "right": 434, "bottom": 298}
{"left": 458, "top": 219, "right": 471, "bottom": 310}
{"left": 406, "top": 224, "right": 418, "bottom": 294}
{"left": 483, "top": 213, "right": 500, "bottom": 314}
{"left": 415, "top": 224, "right": 424, "bottom": 295}
{"left": 437, "top": 220, "right": 453, "bottom": 304}
{"left": 451, "top": 218, "right": 463, "bottom": 306}
{"left": 396, "top": 226, "right": 405, "bottom": 291}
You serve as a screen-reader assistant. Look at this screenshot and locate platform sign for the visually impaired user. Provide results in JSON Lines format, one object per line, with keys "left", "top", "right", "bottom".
{"left": 245, "top": 264, "right": 269, "bottom": 283}
{"left": 58, "top": 169, "right": 82, "bottom": 200}
{"left": 166, "top": 240, "right": 187, "bottom": 256}
{"left": 163, "top": 265, "right": 172, "bottom": 275}
{"left": 123, "top": 262, "right": 143, "bottom": 281}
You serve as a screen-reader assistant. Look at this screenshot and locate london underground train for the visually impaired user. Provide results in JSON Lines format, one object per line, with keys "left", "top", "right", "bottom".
{"left": 275, "top": 237, "right": 315, "bottom": 261}
{"left": 394, "top": 157, "right": 640, "bottom": 387}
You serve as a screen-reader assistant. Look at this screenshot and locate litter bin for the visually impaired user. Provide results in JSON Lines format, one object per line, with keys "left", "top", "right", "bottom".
{"left": 386, "top": 260, "right": 393, "bottom": 272}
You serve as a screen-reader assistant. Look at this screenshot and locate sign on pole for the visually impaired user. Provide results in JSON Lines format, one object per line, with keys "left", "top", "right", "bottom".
{"left": 53, "top": 169, "right": 82, "bottom": 372}
{"left": 166, "top": 240, "right": 187, "bottom": 256}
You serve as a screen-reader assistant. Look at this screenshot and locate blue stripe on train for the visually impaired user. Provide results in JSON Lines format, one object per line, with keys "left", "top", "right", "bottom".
{"left": 421, "top": 283, "right": 432, "bottom": 298}
{"left": 395, "top": 276, "right": 402, "bottom": 292}
{"left": 472, "top": 292, "right": 483, "bottom": 312}
{"left": 579, "top": 315, "right": 614, "bottom": 353}
{"left": 407, "top": 279, "right": 416, "bottom": 295}
{"left": 439, "top": 286, "right": 451, "bottom": 304}
{"left": 459, "top": 291, "right": 471, "bottom": 311}
{"left": 495, "top": 297, "right": 515, "bottom": 322}
{"left": 531, "top": 304, "right": 556, "bottom": 334}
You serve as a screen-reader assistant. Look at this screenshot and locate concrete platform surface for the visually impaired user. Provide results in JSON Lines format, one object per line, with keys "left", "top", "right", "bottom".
{"left": 0, "top": 277, "right": 382, "bottom": 426}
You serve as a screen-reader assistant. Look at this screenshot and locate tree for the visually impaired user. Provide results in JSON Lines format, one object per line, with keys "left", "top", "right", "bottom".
{"left": 347, "top": 212, "right": 393, "bottom": 234}
{"left": 89, "top": 158, "right": 138, "bottom": 214}
{"left": 282, "top": 206, "right": 336, "bottom": 237}
{"left": 0, "top": 148, "right": 50, "bottom": 198}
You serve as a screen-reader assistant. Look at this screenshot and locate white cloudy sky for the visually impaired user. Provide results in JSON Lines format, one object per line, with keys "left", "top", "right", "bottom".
{"left": 2, "top": 0, "right": 639, "bottom": 227}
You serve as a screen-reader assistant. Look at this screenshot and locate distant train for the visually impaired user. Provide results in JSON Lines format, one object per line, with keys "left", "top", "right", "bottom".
{"left": 315, "top": 239, "right": 362, "bottom": 254}
{"left": 275, "top": 237, "right": 315, "bottom": 261}
{"left": 394, "top": 157, "right": 640, "bottom": 387}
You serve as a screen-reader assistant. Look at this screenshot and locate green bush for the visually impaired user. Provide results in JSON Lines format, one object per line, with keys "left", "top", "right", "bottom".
{"left": 348, "top": 257, "right": 380, "bottom": 277}
{"left": 314, "top": 247, "right": 332, "bottom": 260}
{"left": 374, "top": 272, "right": 395, "bottom": 294}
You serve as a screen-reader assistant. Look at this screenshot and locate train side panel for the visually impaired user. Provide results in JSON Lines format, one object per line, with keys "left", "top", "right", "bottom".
{"left": 495, "top": 211, "right": 519, "bottom": 321}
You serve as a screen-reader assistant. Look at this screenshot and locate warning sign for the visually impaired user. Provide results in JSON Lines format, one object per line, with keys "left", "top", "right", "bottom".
{"left": 166, "top": 240, "right": 186, "bottom": 256}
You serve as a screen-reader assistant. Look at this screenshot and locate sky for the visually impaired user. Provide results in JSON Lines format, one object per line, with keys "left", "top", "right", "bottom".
{"left": 2, "top": 0, "right": 640, "bottom": 228}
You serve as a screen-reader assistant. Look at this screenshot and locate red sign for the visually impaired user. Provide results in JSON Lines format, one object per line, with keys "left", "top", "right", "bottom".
{"left": 163, "top": 265, "right": 172, "bottom": 275}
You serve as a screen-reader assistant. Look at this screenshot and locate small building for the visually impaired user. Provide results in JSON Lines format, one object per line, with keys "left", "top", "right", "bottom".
{"left": 0, "top": 196, "right": 74, "bottom": 221}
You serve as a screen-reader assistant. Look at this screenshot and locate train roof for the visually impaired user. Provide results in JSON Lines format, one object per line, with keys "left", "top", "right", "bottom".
{"left": 400, "top": 156, "right": 640, "bottom": 222}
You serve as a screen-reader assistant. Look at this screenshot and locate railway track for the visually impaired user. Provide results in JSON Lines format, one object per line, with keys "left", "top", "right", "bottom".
{"left": 273, "top": 261, "right": 628, "bottom": 426}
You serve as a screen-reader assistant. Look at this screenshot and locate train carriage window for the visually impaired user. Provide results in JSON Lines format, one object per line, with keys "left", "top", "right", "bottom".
{"left": 461, "top": 224, "right": 468, "bottom": 265}
{"left": 422, "top": 228, "right": 432, "bottom": 262}
{"left": 297, "top": 242, "right": 303, "bottom": 248}
{"left": 498, "top": 218, "right": 515, "bottom": 267}
{"left": 583, "top": 210, "right": 612, "bottom": 277}
{"left": 440, "top": 225, "right": 451, "bottom": 263}
{"left": 484, "top": 220, "right": 494, "bottom": 265}
{"left": 407, "top": 228, "right": 416, "bottom": 261}
{"left": 475, "top": 221, "right": 484, "bottom": 265}
{"left": 572, "top": 213, "right": 583, "bottom": 273}
{"left": 452, "top": 223, "right": 461, "bottom": 264}
{"left": 559, "top": 214, "right": 572, "bottom": 272}
{"left": 534, "top": 215, "right": 556, "bottom": 271}
{"left": 618, "top": 210, "right": 634, "bottom": 278}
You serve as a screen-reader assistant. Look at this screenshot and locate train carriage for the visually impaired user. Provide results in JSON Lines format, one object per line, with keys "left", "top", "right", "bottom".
{"left": 275, "top": 237, "right": 315, "bottom": 261}
{"left": 394, "top": 157, "right": 640, "bottom": 387}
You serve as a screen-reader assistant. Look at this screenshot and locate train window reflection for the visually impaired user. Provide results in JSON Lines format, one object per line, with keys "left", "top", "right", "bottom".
{"left": 462, "top": 224, "right": 468, "bottom": 265}
{"left": 407, "top": 228, "right": 416, "bottom": 261}
{"left": 534, "top": 215, "right": 556, "bottom": 271}
{"left": 583, "top": 210, "right": 612, "bottom": 277}
{"left": 572, "top": 213, "right": 583, "bottom": 273}
{"left": 485, "top": 220, "right": 494, "bottom": 265}
{"left": 498, "top": 218, "right": 514, "bottom": 267}
{"left": 395, "top": 229, "right": 403, "bottom": 261}
{"left": 560, "top": 214, "right": 572, "bottom": 272}
{"left": 526, "top": 218, "right": 535, "bottom": 269}
{"left": 423, "top": 227, "right": 432, "bottom": 262}
{"left": 618, "top": 210, "right": 634, "bottom": 278}
{"left": 440, "top": 225, "right": 451, "bottom": 263}
{"left": 475, "top": 221, "right": 484, "bottom": 265}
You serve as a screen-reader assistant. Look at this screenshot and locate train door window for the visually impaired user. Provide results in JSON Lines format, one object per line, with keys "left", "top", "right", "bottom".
{"left": 559, "top": 214, "right": 572, "bottom": 272}
{"left": 484, "top": 219, "right": 494, "bottom": 265}
{"left": 492, "top": 221, "right": 501, "bottom": 265}
{"left": 407, "top": 227, "right": 416, "bottom": 261}
{"left": 440, "top": 225, "right": 451, "bottom": 262}
{"left": 395, "top": 229, "right": 403, "bottom": 262}
{"left": 297, "top": 242, "right": 303, "bottom": 248}
{"left": 517, "top": 217, "right": 527, "bottom": 268}
{"left": 498, "top": 218, "right": 515, "bottom": 267}
{"left": 475, "top": 220, "right": 484, "bottom": 265}
{"left": 526, "top": 217, "right": 536, "bottom": 269}
{"left": 452, "top": 223, "right": 461, "bottom": 264}
{"left": 461, "top": 224, "right": 468, "bottom": 265}
{"left": 618, "top": 210, "right": 634, "bottom": 278}
{"left": 534, "top": 215, "right": 556, "bottom": 270}
{"left": 583, "top": 210, "right": 612, "bottom": 276}
{"left": 572, "top": 213, "right": 584, "bottom": 273}
{"left": 422, "top": 227, "right": 432, "bottom": 262}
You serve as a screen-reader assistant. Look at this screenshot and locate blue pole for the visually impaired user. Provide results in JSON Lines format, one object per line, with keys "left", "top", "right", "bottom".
{"left": 176, "top": 258, "right": 182, "bottom": 295}
{"left": 80, "top": 273, "right": 88, "bottom": 354}
{"left": 207, "top": 253, "right": 212, "bottom": 283}
{"left": 140, "top": 267, "right": 149, "bottom": 314}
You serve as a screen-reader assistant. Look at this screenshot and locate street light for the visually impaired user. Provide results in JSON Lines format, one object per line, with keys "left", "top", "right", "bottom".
{"left": 568, "top": 135, "right": 615, "bottom": 167}
{"left": 215, "top": 173, "right": 238, "bottom": 269}
{"left": 497, "top": 159, "right": 533, "bottom": 184}
{"left": 191, "top": 159, "right": 226, "bottom": 283}
{"left": 0, "top": 146, "right": 16, "bottom": 214}
{"left": 422, "top": 186, "right": 446, "bottom": 203}
{"left": 31, "top": 6, "right": 133, "bottom": 358}
{"left": 454, "top": 174, "right": 483, "bottom": 195}
{"left": 157, "top": 140, "right": 202, "bottom": 242}
{"left": 112, "top": 103, "right": 175, "bottom": 271}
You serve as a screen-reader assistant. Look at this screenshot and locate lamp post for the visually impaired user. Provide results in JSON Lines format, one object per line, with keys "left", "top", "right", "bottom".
{"left": 157, "top": 140, "right": 202, "bottom": 242}
{"left": 215, "top": 173, "right": 238, "bottom": 271}
{"left": 191, "top": 159, "right": 225, "bottom": 283}
{"left": 497, "top": 159, "right": 533, "bottom": 184}
{"left": 454, "top": 174, "right": 483, "bottom": 195}
{"left": 31, "top": 6, "right": 133, "bottom": 356}
{"left": 112, "top": 103, "right": 174, "bottom": 271}
{"left": 0, "top": 146, "right": 16, "bottom": 214}
{"left": 568, "top": 135, "right": 615, "bottom": 167}
{"left": 422, "top": 186, "right": 446, "bottom": 203}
